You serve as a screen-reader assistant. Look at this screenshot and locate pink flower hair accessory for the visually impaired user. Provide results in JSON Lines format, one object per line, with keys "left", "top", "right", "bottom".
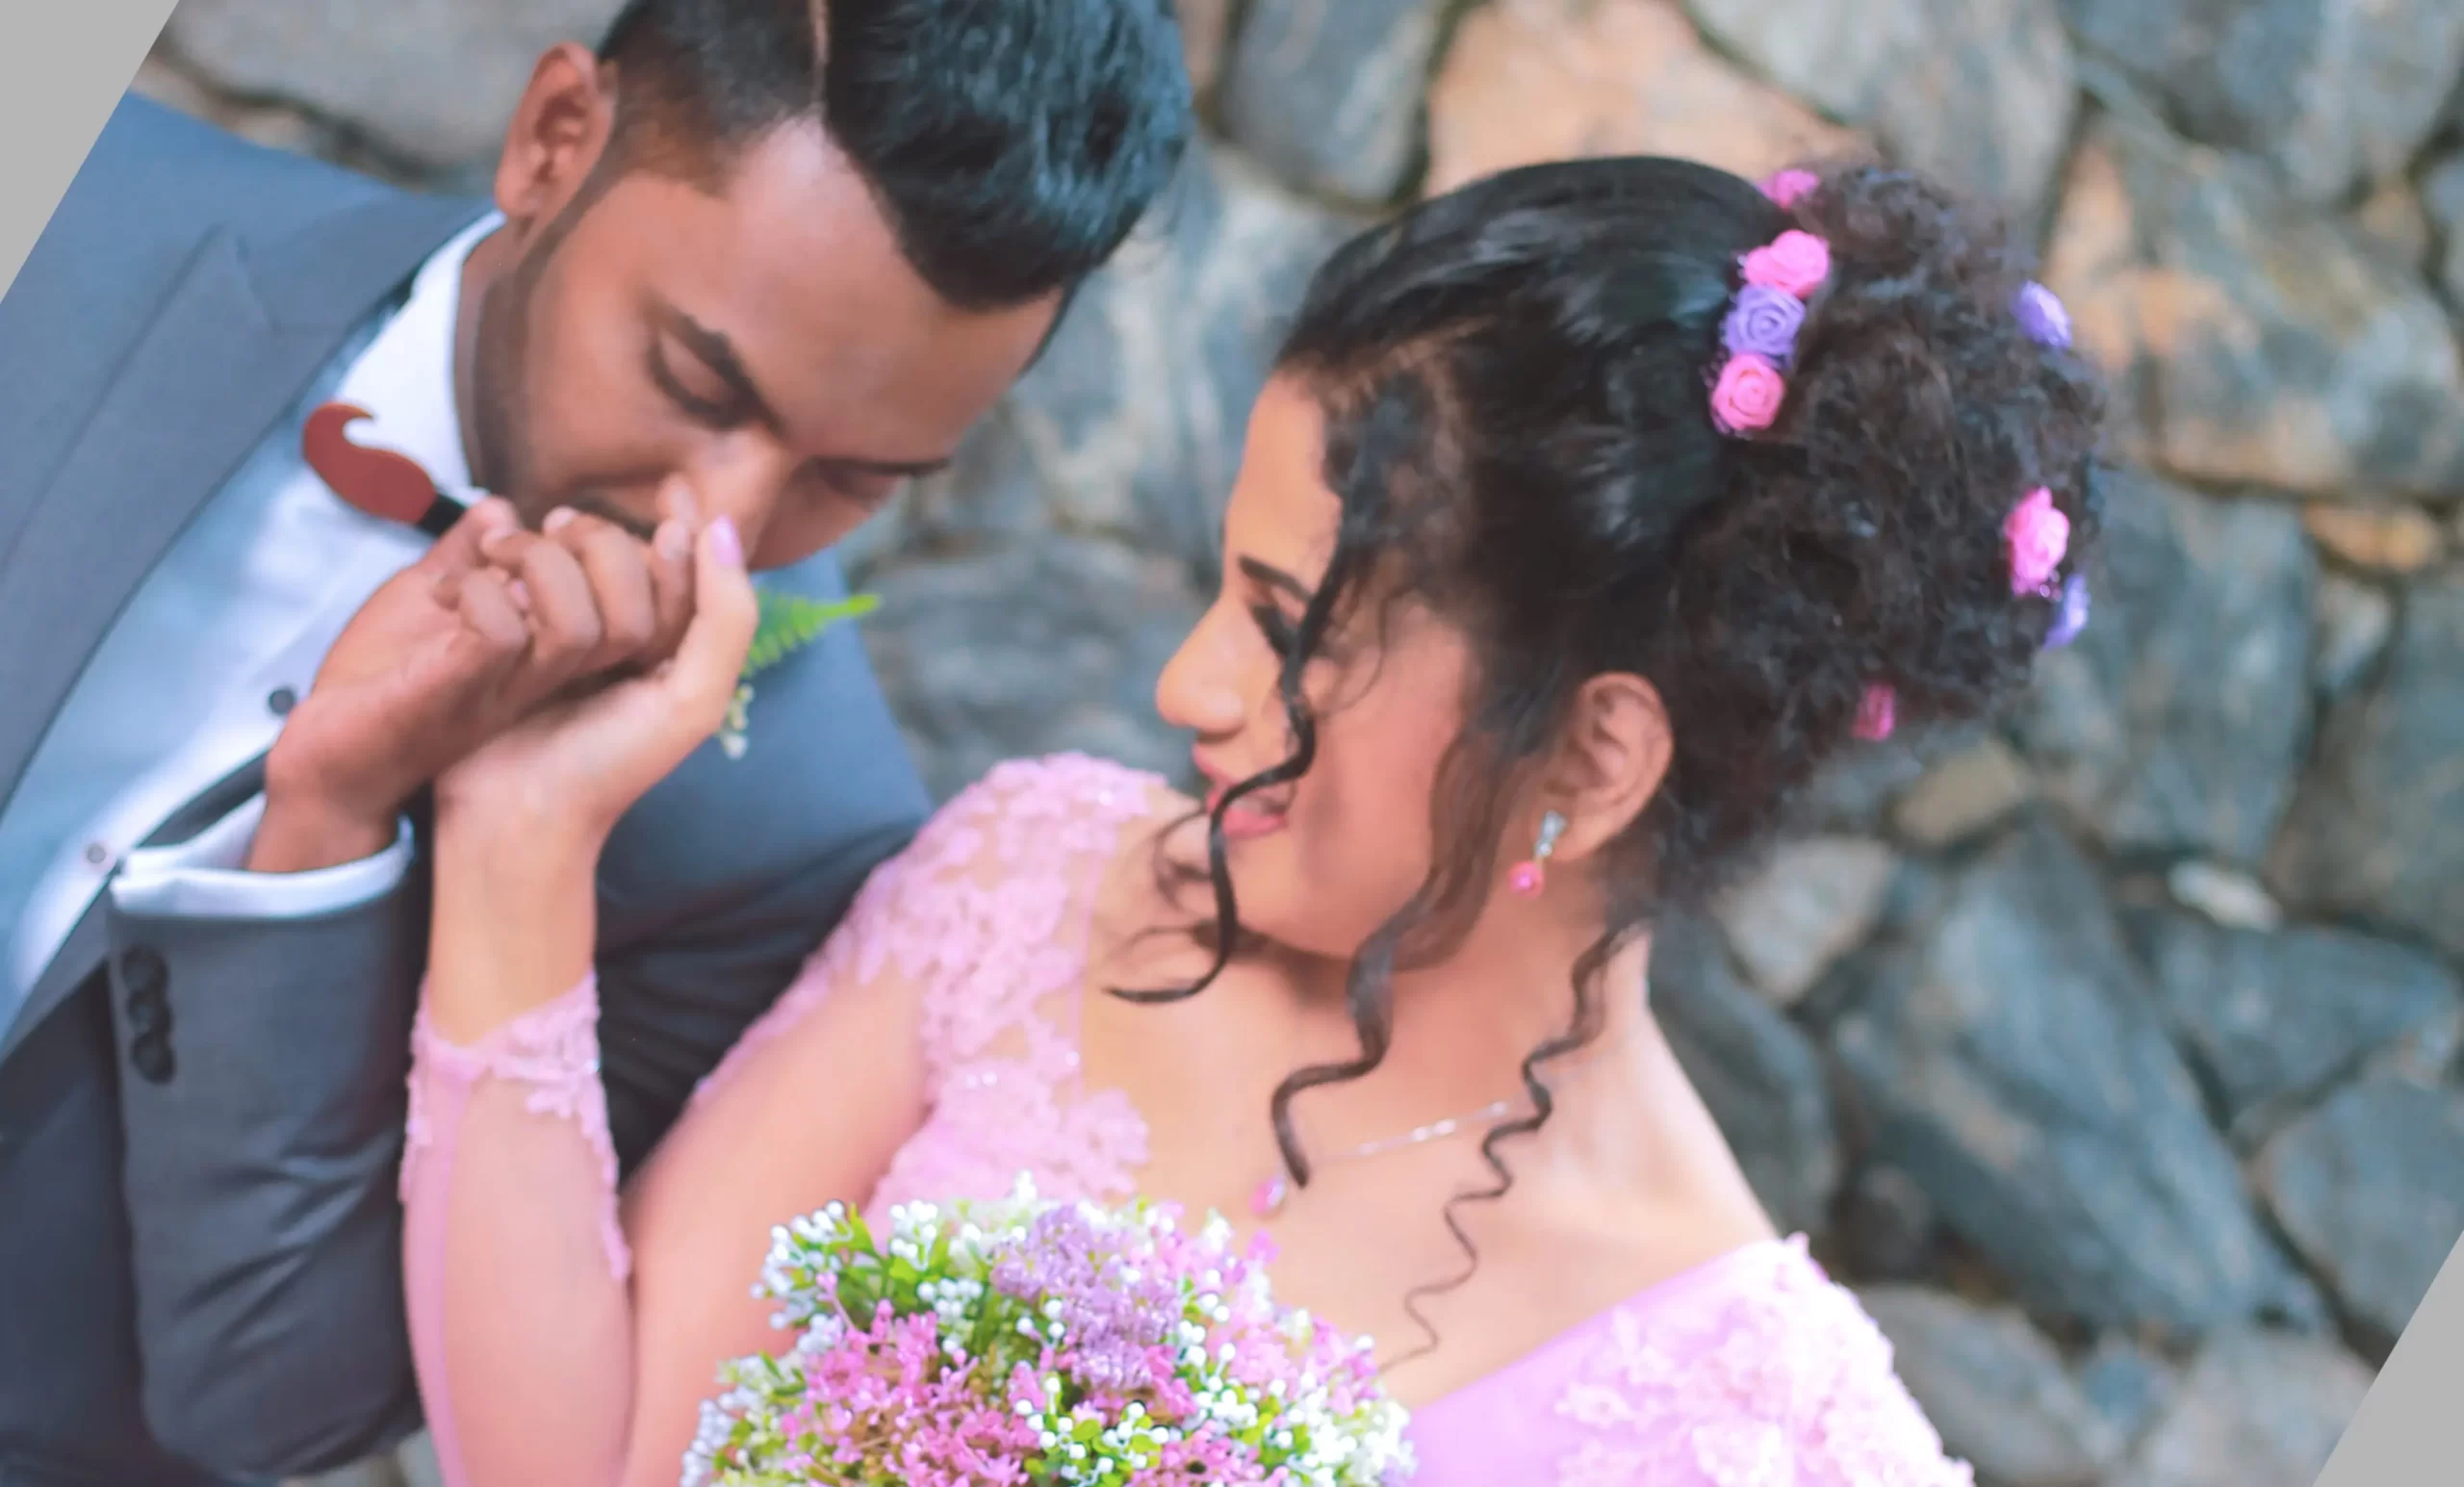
{"left": 1710, "top": 353, "right": 1789, "bottom": 434}
{"left": 1741, "top": 230, "right": 1832, "bottom": 299}
{"left": 1762, "top": 168, "right": 1821, "bottom": 208}
{"left": 2005, "top": 486, "right": 2071, "bottom": 596}
{"left": 1853, "top": 683, "right": 1897, "bottom": 741}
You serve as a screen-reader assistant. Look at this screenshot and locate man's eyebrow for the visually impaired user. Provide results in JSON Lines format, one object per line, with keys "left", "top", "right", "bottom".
{"left": 653, "top": 299, "right": 780, "bottom": 430}
{"left": 654, "top": 298, "right": 955, "bottom": 483}
{"left": 813, "top": 453, "right": 953, "bottom": 481}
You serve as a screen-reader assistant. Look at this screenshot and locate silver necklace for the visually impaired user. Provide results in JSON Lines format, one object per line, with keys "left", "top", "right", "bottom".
{"left": 1249, "top": 1098, "right": 1519, "bottom": 1218}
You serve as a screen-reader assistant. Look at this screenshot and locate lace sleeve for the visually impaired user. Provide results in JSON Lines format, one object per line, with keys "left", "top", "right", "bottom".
{"left": 400, "top": 975, "right": 636, "bottom": 1487}
{"left": 401, "top": 753, "right": 1168, "bottom": 1487}
{"left": 1553, "top": 1238, "right": 1976, "bottom": 1487}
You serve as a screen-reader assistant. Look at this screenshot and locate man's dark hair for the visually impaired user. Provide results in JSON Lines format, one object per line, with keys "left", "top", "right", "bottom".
{"left": 594, "top": 0, "right": 1193, "bottom": 311}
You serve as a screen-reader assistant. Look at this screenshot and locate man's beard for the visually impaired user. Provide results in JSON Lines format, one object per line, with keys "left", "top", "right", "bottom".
{"left": 466, "top": 188, "right": 663, "bottom": 544}
{"left": 466, "top": 244, "right": 538, "bottom": 517}
{"left": 467, "top": 176, "right": 603, "bottom": 526}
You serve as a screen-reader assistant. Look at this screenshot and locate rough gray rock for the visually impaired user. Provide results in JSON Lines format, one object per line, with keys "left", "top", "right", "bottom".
{"left": 2309, "top": 570, "right": 2397, "bottom": 705}
{"left": 2350, "top": 177, "right": 2434, "bottom": 271}
{"left": 2041, "top": 117, "right": 2464, "bottom": 502}
{"left": 1799, "top": 722, "right": 1989, "bottom": 836}
{"left": 1649, "top": 912, "right": 1841, "bottom": 1237}
{"left": 1710, "top": 836, "right": 1899, "bottom": 1007}
{"left": 1424, "top": 0, "right": 1864, "bottom": 197}
{"left": 2254, "top": 1074, "right": 2464, "bottom": 1349}
{"left": 2121, "top": 910, "right": 2460, "bottom": 1143}
{"left": 1830, "top": 1163, "right": 1944, "bottom": 1282}
{"left": 2426, "top": 145, "right": 2464, "bottom": 309}
{"left": 1176, "top": 0, "right": 1236, "bottom": 99}
{"left": 1218, "top": 0, "right": 1445, "bottom": 206}
{"left": 2108, "top": 1329, "right": 2375, "bottom": 1487}
{"left": 888, "top": 141, "right": 1358, "bottom": 580}
{"left": 2269, "top": 571, "right": 2464, "bottom": 959}
{"left": 2161, "top": 860, "right": 2282, "bottom": 934}
{"left": 2058, "top": 0, "right": 2464, "bottom": 203}
{"left": 1685, "top": 0, "right": 2078, "bottom": 222}
{"left": 857, "top": 536, "right": 1205, "bottom": 804}
{"left": 2016, "top": 472, "right": 2315, "bottom": 868}
{"left": 2075, "top": 1338, "right": 2180, "bottom": 1458}
{"left": 1890, "top": 736, "right": 2037, "bottom": 850}
{"left": 1860, "top": 1286, "right": 2122, "bottom": 1486}
{"left": 166, "top": 0, "right": 622, "bottom": 169}
{"left": 1830, "top": 821, "right": 2321, "bottom": 1337}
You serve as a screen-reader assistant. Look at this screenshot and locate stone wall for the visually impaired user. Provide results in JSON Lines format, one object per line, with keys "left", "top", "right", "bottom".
{"left": 130, "top": 3, "right": 2464, "bottom": 1484}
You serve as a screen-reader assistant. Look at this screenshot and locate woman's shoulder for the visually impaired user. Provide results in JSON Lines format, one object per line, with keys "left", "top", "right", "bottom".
{"left": 853, "top": 753, "right": 1191, "bottom": 908}
{"left": 1551, "top": 1236, "right": 1975, "bottom": 1486}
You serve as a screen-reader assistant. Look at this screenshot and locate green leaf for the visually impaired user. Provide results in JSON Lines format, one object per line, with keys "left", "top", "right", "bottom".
{"left": 742, "top": 588, "right": 882, "bottom": 681}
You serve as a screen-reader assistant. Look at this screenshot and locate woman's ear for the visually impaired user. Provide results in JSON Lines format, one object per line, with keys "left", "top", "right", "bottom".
{"left": 1542, "top": 672, "right": 1671, "bottom": 862}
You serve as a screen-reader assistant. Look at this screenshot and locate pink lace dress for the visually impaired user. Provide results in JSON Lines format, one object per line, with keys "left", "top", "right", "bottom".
{"left": 401, "top": 754, "right": 1975, "bottom": 1487}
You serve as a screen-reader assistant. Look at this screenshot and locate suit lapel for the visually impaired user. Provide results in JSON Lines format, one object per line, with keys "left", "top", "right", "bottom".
{"left": 0, "top": 188, "right": 486, "bottom": 811}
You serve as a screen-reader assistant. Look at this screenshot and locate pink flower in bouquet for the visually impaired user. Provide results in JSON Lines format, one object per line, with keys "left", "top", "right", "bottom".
{"left": 686, "top": 1187, "right": 1415, "bottom": 1487}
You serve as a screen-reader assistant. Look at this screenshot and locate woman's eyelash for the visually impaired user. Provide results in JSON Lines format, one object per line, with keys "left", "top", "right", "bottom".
{"left": 1249, "top": 603, "right": 1300, "bottom": 656}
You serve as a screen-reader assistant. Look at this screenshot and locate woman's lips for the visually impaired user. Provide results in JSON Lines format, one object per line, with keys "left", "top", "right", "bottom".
{"left": 1203, "top": 782, "right": 1290, "bottom": 841}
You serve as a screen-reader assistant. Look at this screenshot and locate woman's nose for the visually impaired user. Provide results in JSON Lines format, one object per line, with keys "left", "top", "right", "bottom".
{"left": 1155, "top": 608, "right": 1251, "bottom": 738}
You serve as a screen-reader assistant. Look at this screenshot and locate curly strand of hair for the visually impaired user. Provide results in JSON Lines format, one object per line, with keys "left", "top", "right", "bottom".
{"left": 1381, "top": 929, "right": 1626, "bottom": 1372}
{"left": 1111, "top": 535, "right": 1365, "bottom": 1005}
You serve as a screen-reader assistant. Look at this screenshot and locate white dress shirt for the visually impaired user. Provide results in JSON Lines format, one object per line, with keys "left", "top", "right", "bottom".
{"left": 0, "top": 210, "right": 503, "bottom": 1032}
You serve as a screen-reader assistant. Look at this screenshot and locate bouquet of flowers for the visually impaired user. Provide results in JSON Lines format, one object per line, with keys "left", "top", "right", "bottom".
{"left": 682, "top": 1179, "right": 1416, "bottom": 1487}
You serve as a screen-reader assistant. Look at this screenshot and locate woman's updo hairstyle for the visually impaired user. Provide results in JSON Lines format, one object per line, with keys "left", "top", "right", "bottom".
{"left": 1141, "top": 158, "right": 2108, "bottom": 1325}
{"left": 1262, "top": 156, "right": 2106, "bottom": 930}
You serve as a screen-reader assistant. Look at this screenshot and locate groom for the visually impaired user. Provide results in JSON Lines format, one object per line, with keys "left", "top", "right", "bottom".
{"left": 0, "top": 3, "right": 1191, "bottom": 1483}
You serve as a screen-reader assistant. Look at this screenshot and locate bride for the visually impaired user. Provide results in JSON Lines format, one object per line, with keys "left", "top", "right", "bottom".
{"left": 402, "top": 154, "right": 2102, "bottom": 1485}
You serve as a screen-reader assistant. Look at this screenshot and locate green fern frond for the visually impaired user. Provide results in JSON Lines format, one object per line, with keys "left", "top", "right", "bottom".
{"left": 742, "top": 588, "right": 882, "bottom": 680}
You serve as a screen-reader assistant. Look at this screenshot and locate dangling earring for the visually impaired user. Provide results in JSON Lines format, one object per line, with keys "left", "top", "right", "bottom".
{"left": 1509, "top": 810, "right": 1567, "bottom": 898}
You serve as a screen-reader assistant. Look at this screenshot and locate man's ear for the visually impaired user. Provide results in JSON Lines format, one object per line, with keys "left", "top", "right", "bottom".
{"left": 493, "top": 43, "right": 618, "bottom": 230}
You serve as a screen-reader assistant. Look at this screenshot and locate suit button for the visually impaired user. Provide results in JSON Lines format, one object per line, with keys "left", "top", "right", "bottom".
{"left": 125, "top": 988, "right": 167, "bottom": 1038}
{"left": 131, "top": 1034, "right": 176, "bottom": 1085}
{"left": 119, "top": 946, "right": 167, "bottom": 998}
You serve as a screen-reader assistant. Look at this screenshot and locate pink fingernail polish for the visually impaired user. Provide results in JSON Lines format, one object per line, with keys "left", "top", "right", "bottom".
{"left": 708, "top": 515, "right": 743, "bottom": 569}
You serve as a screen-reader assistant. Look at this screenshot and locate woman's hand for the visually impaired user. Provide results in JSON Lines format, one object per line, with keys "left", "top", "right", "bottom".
{"left": 435, "top": 488, "right": 756, "bottom": 853}
{"left": 420, "top": 493, "right": 756, "bottom": 1041}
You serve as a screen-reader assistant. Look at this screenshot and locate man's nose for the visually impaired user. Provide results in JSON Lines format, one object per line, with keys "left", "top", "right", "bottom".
{"left": 680, "top": 438, "right": 798, "bottom": 560}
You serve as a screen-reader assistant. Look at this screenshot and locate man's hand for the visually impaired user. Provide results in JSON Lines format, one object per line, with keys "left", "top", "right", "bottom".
{"left": 248, "top": 491, "right": 698, "bottom": 874}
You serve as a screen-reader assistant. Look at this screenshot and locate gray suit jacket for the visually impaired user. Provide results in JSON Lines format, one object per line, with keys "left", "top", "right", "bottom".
{"left": 0, "top": 95, "right": 931, "bottom": 1487}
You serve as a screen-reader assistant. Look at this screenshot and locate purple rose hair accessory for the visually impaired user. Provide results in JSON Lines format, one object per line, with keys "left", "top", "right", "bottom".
{"left": 2044, "top": 572, "right": 2090, "bottom": 648}
{"left": 2015, "top": 281, "right": 2070, "bottom": 349}
{"left": 1723, "top": 284, "right": 1808, "bottom": 364}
